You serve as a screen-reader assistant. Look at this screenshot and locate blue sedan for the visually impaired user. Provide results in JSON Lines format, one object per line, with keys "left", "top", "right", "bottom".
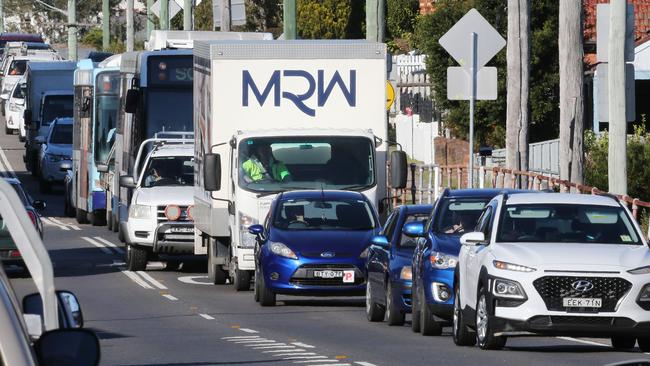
{"left": 409, "top": 189, "right": 521, "bottom": 336}
{"left": 365, "top": 204, "right": 432, "bottom": 326}
{"left": 249, "top": 190, "right": 381, "bottom": 307}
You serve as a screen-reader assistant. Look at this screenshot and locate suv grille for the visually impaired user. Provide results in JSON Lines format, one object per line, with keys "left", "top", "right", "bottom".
{"left": 157, "top": 205, "right": 192, "bottom": 223}
{"left": 533, "top": 276, "right": 632, "bottom": 312}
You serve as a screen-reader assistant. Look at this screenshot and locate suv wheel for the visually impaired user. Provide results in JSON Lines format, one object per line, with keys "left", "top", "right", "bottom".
{"left": 366, "top": 281, "right": 385, "bottom": 322}
{"left": 638, "top": 337, "right": 650, "bottom": 352}
{"left": 420, "top": 286, "right": 442, "bottom": 336}
{"left": 411, "top": 282, "right": 421, "bottom": 332}
{"left": 126, "top": 244, "right": 148, "bottom": 271}
{"left": 386, "top": 282, "right": 405, "bottom": 326}
{"left": 452, "top": 286, "right": 476, "bottom": 346}
{"left": 611, "top": 336, "right": 636, "bottom": 351}
{"left": 258, "top": 269, "right": 276, "bottom": 307}
{"left": 476, "top": 287, "right": 506, "bottom": 350}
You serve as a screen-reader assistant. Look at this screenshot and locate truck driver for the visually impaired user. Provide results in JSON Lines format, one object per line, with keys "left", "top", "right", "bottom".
{"left": 242, "top": 144, "right": 291, "bottom": 183}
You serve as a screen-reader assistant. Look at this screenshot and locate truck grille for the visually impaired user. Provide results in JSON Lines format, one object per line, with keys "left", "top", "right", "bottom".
{"left": 290, "top": 264, "right": 365, "bottom": 286}
{"left": 157, "top": 205, "right": 192, "bottom": 223}
{"left": 533, "top": 276, "right": 632, "bottom": 312}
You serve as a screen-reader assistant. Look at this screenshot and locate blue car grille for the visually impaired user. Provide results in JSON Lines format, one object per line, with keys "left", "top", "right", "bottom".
{"left": 290, "top": 264, "right": 365, "bottom": 286}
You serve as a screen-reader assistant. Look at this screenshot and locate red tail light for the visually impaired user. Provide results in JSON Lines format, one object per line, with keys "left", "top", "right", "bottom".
{"left": 27, "top": 211, "right": 37, "bottom": 227}
{"left": 8, "top": 250, "right": 21, "bottom": 258}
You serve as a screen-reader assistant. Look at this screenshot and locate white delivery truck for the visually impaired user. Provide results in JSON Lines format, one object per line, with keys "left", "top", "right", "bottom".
{"left": 193, "top": 40, "right": 406, "bottom": 290}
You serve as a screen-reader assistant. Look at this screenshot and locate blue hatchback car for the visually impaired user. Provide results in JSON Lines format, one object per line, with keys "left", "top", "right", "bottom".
{"left": 409, "top": 189, "right": 520, "bottom": 335}
{"left": 365, "top": 204, "right": 432, "bottom": 326}
{"left": 249, "top": 190, "right": 381, "bottom": 307}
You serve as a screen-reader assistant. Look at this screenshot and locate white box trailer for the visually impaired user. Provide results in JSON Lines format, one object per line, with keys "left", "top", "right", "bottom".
{"left": 146, "top": 30, "right": 273, "bottom": 51}
{"left": 193, "top": 40, "right": 402, "bottom": 290}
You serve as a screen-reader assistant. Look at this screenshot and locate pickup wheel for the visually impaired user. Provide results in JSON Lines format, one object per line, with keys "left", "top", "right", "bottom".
{"left": 126, "top": 244, "right": 148, "bottom": 271}
{"left": 476, "top": 286, "right": 506, "bottom": 350}
{"left": 258, "top": 269, "right": 276, "bottom": 307}
{"left": 420, "top": 285, "right": 442, "bottom": 336}
{"left": 89, "top": 211, "right": 105, "bottom": 226}
{"left": 365, "top": 281, "right": 385, "bottom": 322}
{"left": 452, "top": 287, "right": 476, "bottom": 346}
{"left": 386, "top": 281, "right": 405, "bottom": 326}
{"left": 233, "top": 267, "right": 251, "bottom": 291}
{"left": 611, "top": 336, "right": 636, "bottom": 351}
{"left": 411, "top": 282, "right": 421, "bottom": 333}
{"left": 207, "top": 239, "right": 227, "bottom": 285}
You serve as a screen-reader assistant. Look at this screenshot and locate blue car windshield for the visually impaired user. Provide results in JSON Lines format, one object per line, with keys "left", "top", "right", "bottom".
{"left": 50, "top": 123, "right": 72, "bottom": 144}
{"left": 434, "top": 198, "right": 489, "bottom": 235}
{"left": 273, "top": 198, "right": 376, "bottom": 231}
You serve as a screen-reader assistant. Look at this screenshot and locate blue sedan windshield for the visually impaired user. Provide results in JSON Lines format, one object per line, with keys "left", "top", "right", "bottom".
{"left": 273, "top": 198, "right": 376, "bottom": 231}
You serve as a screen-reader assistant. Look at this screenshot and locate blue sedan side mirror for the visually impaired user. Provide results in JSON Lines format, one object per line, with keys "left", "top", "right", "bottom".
{"left": 402, "top": 221, "right": 424, "bottom": 237}
{"left": 248, "top": 224, "right": 264, "bottom": 235}
{"left": 370, "top": 235, "right": 390, "bottom": 249}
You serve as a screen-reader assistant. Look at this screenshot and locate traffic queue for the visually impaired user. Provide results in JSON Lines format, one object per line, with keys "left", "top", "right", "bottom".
{"left": 2, "top": 29, "right": 650, "bottom": 358}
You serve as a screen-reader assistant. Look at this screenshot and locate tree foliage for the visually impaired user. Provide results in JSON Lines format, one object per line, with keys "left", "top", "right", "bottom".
{"left": 297, "top": 0, "right": 352, "bottom": 39}
{"left": 386, "top": 0, "right": 419, "bottom": 52}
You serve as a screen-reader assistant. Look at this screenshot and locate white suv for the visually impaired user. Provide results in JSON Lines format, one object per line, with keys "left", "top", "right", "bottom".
{"left": 454, "top": 192, "right": 650, "bottom": 351}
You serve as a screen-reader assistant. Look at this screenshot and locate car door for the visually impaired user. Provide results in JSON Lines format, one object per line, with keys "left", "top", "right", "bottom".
{"left": 462, "top": 203, "right": 494, "bottom": 309}
{"left": 368, "top": 209, "right": 397, "bottom": 301}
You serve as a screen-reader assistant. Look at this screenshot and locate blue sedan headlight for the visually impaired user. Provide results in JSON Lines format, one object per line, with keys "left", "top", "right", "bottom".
{"left": 269, "top": 242, "right": 297, "bottom": 260}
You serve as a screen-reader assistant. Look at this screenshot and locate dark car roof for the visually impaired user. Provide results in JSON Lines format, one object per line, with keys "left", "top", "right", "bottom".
{"left": 278, "top": 190, "right": 368, "bottom": 201}
{"left": 398, "top": 204, "right": 433, "bottom": 214}
{"left": 445, "top": 188, "right": 531, "bottom": 198}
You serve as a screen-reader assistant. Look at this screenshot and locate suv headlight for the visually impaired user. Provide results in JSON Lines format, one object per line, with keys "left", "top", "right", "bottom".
{"left": 492, "top": 278, "right": 527, "bottom": 299}
{"left": 239, "top": 212, "right": 258, "bottom": 248}
{"left": 269, "top": 242, "right": 297, "bottom": 259}
{"left": 129, "top": 204, "right": 154, "bottom": 219}
{"left": 430, "top": 252, "right": 458, "bottom": 269}
{"left": 46, "top": 153, "right": 69, "bottom": 162}
{"left": 628, "top": 266, "right": 650, "bottom": 275}
{"left": 493, "top": 260, "right": 536, "bottom": 272}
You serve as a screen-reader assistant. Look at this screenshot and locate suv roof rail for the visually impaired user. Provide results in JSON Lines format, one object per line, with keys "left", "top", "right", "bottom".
{"left": 441, "top": 188, "right": 450, "bottom": 198}
{"left": 596, "top": 192, "right": 622, "bottom": 203}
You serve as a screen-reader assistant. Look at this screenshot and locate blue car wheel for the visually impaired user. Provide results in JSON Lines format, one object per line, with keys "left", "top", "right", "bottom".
{"left": 366, "top": 281, "right": 385, "bottom": 322}
{"left": 258, "top": 269, "right": 276, "bottom": 307}
{"left": 386, "top": 282, "right": 405, "bottom": 326}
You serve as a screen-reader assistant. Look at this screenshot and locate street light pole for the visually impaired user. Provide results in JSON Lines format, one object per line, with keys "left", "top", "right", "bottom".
{"left": 102, "top": 0, "right": 109, "bottom": 50}
{"left": 67, "top": 0, "right": 77, "bottom": 61}
{"left": 184, "top": 0, "right": 192, "bottom": 30}
{"left": 126, "top": 0, "right": 134, "bottom": 51}
{"left": 221, "top": 0, "right": 231, "bottom": 31}
{"left": 0, "top": 0, "right": 5, "bottom": 33}
{"left": 283, "top": 0, "right": 296, "bottom": 39}
{"left": 160, "top": 0, "right": 169, "bottom": 30}
{"left": 366, "top": 0, "right": 385, "bottom": 42}
{"left": 608, "top": 0, "right": 627, "bottom": 195}
{"left": 147, "top": 0, "right": 154, "bottom": 39}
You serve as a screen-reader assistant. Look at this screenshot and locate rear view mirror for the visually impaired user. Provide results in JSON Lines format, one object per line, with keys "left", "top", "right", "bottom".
{"left": 119, "top": 175, "right": 136, "bottom": 189}
{"left": 124, "top": 89, "right": 139, "bottom": 114}
{"left": 23, "top": 290, "right": 84, "bottom": 329}
{"left": 35, "top": 329, "right": 100, "bottom": 366}
{"left": 0, "top": 93, "right": 8, "bottom": 100}
{"left": 35, "top": 135, "right": 45, "bottom": 144}
{"left": 248, "top": 224, "right": 264, "bottom": 235}
{"left": 370, "top": 235, "right": 390, "bottom": 249}
{"left": 23, "top": 109, "right": 31, "bottom": 124}
{"left": 390, "top": 150, "right": 407, "bottom": 189}
{"left": 460, "top": 232, "right": 486, "bottom": 246}
{"left": 204, "top": 153, "right": 221, "bottom": 191}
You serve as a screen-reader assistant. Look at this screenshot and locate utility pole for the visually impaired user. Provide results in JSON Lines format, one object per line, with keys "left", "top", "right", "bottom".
{"left": 0, "top": 0, "right": 4, "bottom": 33}
{"left": 366, "top": 0, "right": 385, "bottom": 42}
{"left": 221, "top": 0, "right": 231, "bottom": 31}
{"left": 126, "top": 0, "right": 134, "bottom": 51}
{"left": 67, "top": 0, "right": 77, "bottom": 61}
{"left": 505, "top": 0, "right": 530, "bottom": 188}
{"left": 147, "top": 0, "right": 154, "bottom": 39}
{"left": 608, "top": 0, "right": 627, "bottom": 194}
{"left": 160, "top": 0, "right": 169, "bottom": 30}
{"left": 184, "top": 0, "right": 192, "bottom": 30}
{"left": 102, "top": 0, "right": 109, "bottom": 50}
{"left": 283, "top": 0, "right": 296, "bottom": 40}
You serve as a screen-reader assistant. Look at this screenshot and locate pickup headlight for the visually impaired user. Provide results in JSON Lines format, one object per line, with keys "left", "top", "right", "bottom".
{"left": 400, "top": 266, "right": 412, "bottom": 280}
{"left": 493, "top": 260, "right": 536, "bottom": 273}
{"left": 9, "top": 103, "right": 20, "bottom": 112}
{"left": 269, "top": 242, "right": 297, "bottom": 260}
{"left": 430, "top": 252, "right": 458, "bottom": 269}
{"left": 492, "top": 278, "right": 527, "bottom": 300}
{"left": 129, "top": 204, "right": 154, "bottom": 219}
{"left": 239, "top": 212, "right": 258, "bottom": 248}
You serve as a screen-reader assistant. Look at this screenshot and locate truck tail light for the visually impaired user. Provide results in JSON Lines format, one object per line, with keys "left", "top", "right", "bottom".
{"left": 164, "top": 205, "right": 181, "bottom": 221}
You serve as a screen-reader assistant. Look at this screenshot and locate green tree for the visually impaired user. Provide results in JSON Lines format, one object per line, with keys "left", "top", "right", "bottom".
{"left": 244, "top": 0, "right": 283, "bottom": 37}
{"left": 386, "top": 0, "right": 418, "bottom": 52}
{"left": 297, "top": 0, "right": 351, "bottom": 39}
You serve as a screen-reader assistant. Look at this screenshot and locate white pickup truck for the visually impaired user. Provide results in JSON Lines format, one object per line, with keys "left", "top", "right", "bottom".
{"left": 119, "top": 133, "right": 196, "bottom": 271}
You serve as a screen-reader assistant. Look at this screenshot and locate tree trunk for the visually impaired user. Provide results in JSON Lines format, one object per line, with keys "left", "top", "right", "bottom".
{"left": 608, "top": 0, "right": 627, "bottom": 195}
{"left": 559, "top": 0, "right": 585, "bottom": 186}
{"left": 505, "top": 0, "right": 530, "bottom": 188}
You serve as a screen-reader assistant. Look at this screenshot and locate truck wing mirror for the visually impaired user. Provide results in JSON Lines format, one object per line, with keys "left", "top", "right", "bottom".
{"left": 390, "top": 150, "right": 407, "bottom": 189}
{"left": 96, "top": 163, "right": 108, "bottom": 173}
{"left": 204, "top": 153, "right": 221, "bottom": 191}
{"left": 124, "top": 89, "right": 139, "bottom": 114}
{"left": 119, "top": 175, "right": 136, "bottom": 189}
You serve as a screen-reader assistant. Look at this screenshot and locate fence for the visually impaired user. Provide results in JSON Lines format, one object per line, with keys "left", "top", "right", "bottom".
{"left": 394, "top": 114, "right": 438, "bottom": 164}
{"left": 488, "top": 138, "right": 560, "bottom": 176}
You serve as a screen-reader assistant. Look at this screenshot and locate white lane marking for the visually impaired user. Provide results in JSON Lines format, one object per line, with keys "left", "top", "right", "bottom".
{"left": 198, "top": 313, "right": 215, "bottom": 320}
{"left": 96, "top": 260, "right": 125, "bottom": 268}
{"left": 355, "top": 363, "right": 378, "bottom": 366}
{"left": 284, "top": 356, "right": 327, "bottom": 360}
{"left": 178, "top": 275, "right": 213, "bottom": 285}
{"left": 291, "top": 342, "right": 315, "bottom": 349}
{"left": 222, "top": 336, "right": 260, "bottom": 340}
{"left": 136, "top": 271, "right": 168, "bottom": 290}
{"left": 556, "top": 337, "right": 609, "bottom": 347}
{"left": 239, "top": 328, "right": 259, "bottom": 334}
{"left": 236, "top": 339, "right": 276, "bottom": 344}
{"left": 120, "top": 268, "right": 154, "bottom": 289}
{"left": 273, "top": 353, "right": 316, "bottom": 357}
{"left": 0, "top": 146, "right": 17, "bottom": 178}
{"left": 93, "top": 236, "right": 124, "bottom": 253}
{"left": 310, "top": 364, "right": 351, "bottom": 366}
{"left": 42, "top": 217, "right": 71, "bottom": 231}
{"left": 48, "top": 217, "right": 82, "bottom": 231}
{"left": 263, "top": 349, "right": 306, "bottom": 353}
{"left": 69, "top": 224, "right": 82, "bottom": 231}
{"left": 252, "top": 345, "right": 295, "bottom": 350}
{"left": 81, "top": 236, "right": 112, "bottom": 254}
{"left": 162, "top": 294, "right": 178, "bottom": 301}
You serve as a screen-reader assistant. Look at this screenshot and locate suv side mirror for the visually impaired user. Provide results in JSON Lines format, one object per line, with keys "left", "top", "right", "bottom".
{"left": 390, "top": 150, "right": 407, "bottom": 189}
{"left": 460, "top": 232, "right": 486, "bottom": 246}
{"left": 402, "top": 221, "right": 424, "bottom": 238}
{"left": 23, "top": 290, "right": 84, "bottom": 329}
{"left": 204, "top": 153, "right": 221, "bottom": 191}
{"left": 370, "top": 235, "right": 390, "bottom": 249}
{"left": 119, "top": 175, "right": 136, "bottom": 189}
{"left": 23, "top": 109, "right": 31, "bottom": 125}
{"left": 124, "top": 89, "right": 139, "bottom": 114}
{"left": 35, "top": 329, "right": 100, "bottom": 366}
{"left": 35, "top": 135, "right": 45, "bottom": 144}
{"left": 32, "top": 200, "right": 46, "bottom": 210}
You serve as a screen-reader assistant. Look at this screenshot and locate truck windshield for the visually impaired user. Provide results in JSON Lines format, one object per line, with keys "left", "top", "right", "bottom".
{"left": 273, "top": 198, "right": 376, "bottom": 231}
{"left": 50, "top": 123, "right": 72, "bottom": 144}
{"left": 141, "top": 156, "right": 194, "bottom": 188}
{"left": 41, "top": 95, "right": 72, "bottom": 126}
{"left": 238, "top": 136, "right": 375, "bottom": 192}
{"left": 145, "top": 89, "right": 192, "bottom": 138}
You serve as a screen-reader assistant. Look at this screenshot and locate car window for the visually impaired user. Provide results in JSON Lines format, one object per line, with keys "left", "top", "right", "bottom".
{"left": 434, "top": 198, "right": 489, "bottom": 235}
{"left": 273, "top": 198, "right": 376, "bottom": 231}
{"left": 50, "top": 123, "right": 72, "bottom": 144}
{"left": 399, "top": 214, "right": 429, "bottom": 247}
{"left": 381, "top": 210, "right": 398, "bottom": 240}
{"left": 476, "top": 206, "right": 493, "bottom": 240}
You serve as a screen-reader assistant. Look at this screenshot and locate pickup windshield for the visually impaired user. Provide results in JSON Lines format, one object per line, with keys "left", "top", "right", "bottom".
{"left": 141, "top": 156, "right": 194, "bottom": 188}
{"left": 273, "top": 198, "right": 376, "bottom": 231}
{"left": 496, "top": 204, "right": 642, "bottom": 245}
{"left": 238, "top": 136, "right": 375, "bottom": 193}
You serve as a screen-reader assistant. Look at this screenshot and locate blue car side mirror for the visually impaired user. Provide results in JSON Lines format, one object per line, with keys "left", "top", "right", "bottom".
{"left": 370, "top": 235, "right": 390, "bottom": 249}
{"left": 248, "top": 224, "right": 264, "bottom": 236}
{"left": 402, "top": 221, "right": 424, "bottom": 237}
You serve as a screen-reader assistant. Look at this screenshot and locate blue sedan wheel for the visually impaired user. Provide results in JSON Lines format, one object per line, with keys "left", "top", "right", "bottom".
{"left": 411, "top": 282, "right": 421, "bottom": 332}
{"left": 386, "top": 282, "right": 405, "bottom": 326}
{"left": 258, "top": 269, "right": 276, "bottom": 307}
{"left": 365, "top": 281, "right": 385, "bottom": 322}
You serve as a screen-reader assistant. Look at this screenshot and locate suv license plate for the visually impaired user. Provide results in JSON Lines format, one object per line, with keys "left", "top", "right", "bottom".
{"left": 314, "top": 270, "right": 343, "bottom": 279}
{"left": 170, "top": 227, "right": 193, "bottom": 233}
{"left": 563, "top": 298, "right": 602, "bottom": 308}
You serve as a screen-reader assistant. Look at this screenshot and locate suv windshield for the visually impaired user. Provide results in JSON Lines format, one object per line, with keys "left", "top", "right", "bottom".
{"left": 141, "top": 156, "right": 194, "bottom": 188}
{"left": 434, "top": 198, "right": 490, "bottom": 235}
{"left": 50, "top": 123, "right": 72, "bottom": 144}
{"left": 496, "top": 204, "right": 642, "bottom": 245}
{"left": 41, "top": 95, "right": 73, "bottom": 126}
{"left": 273, "top": 198, "right": 376, "bottom": 231}
{"left": 239, "top": 136, "right": 375, "bottom": 193}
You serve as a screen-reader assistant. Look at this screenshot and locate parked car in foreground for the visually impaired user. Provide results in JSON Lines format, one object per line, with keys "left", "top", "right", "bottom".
{"left": 37, "top": 117, "right": 72, "bottom": 193}
{"left": 365, "top": 204, "right": 432, "bottom": 325}
{"left": 249, "top": 190, "right": 381, "bottom": 306}
{"left": 455, "top": 192, "right": 650, "bottom": 351}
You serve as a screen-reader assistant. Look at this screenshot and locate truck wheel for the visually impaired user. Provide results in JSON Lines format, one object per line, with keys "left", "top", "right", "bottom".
{"left": 126, "top": 244, "right": 148, "bottom": 271}
{"left": 90, "top": 210, "right": 105, "bottom": 226}
{"left": 107, "top": 211, "right": 113, "bottom": 231}
{"left": 476, "top": 286, "right": 507, "bottom": 350}
{"left": 420, "top": 285, "right": 442, "bottom": 335}
{"left": 365, "top": 281, "right": 385, "bottom": 322}
{"left": 76, "top": 208, "right": 88, "bottom": 224}
{"left": 258, "top": 269, "right": 276, "bottom": 307}
{"left": 19, "top": 134, "right": 25, "bottom": 142}
{"left": 452, "top": 287, "right": 476, "bottom": 346}
{"left": 411, "top": 282, "right": 421, "bottom": 333}
{"left": 233, "top": 267, "right": 251, "bottom": 291}
{"left": 207, "top": 239, "right": 227, "bottom": 285}
{"left": 386, "top": 282, "right": 405, "bottom": 326}
{"left": 5, "top": 124, "right": 11, "bottom": 135}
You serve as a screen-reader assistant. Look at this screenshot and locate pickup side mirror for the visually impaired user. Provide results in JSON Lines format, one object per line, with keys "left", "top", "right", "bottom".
{"left": 203, "top": 153, "right": 221, "bottom": 191}
{"left": 96, "top": 163, "right": 108, "bottom": 173}
{"left": 23, "top": 290, "right": 84, "bottom": 329}
{"left": 59, "top": 162, "right": 72, "bottom": 172}
{"left": 370, "top": 235, "right": 390, "bottom": 249}
{"left": 35, "top": 329, "right": 100, "bottom": 366}
{"left": 460, "top": 231, "right": 486, "bottom": 246}
{"left": 0, "top": 93, "right": 8, "bottom": 100}
{"left": 248, "top": 224, "right": 264, "bottom": 236}
{"left": 119, "top": 175, "right": 136, "bottom": 189}
{"left": 402, "top": 221, "right": 424, "bottom": 237}
{"left": 32, "top": 200, "right": 46, "bottom": 211}
{"left": 390, "top": 150, "right": 407, "bottom": 189}
{"left": 16, "top": 98, "right": 24, "bottom": 106}
{"left": 124, "top": 89, "right": 139, "bottom": 114}
{"left": 35, "top": 135, "right": 45, "bottom": 144}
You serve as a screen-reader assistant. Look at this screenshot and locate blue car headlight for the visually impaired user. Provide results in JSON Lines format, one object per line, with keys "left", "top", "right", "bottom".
{"left": 429, "top": 252, "right": 458, "bottom": 269}
{"left": 45, "top": 153, "right": 69, "bottom": 162}
{"left": 269, "top": 242, "right": 297, "bottom": 260}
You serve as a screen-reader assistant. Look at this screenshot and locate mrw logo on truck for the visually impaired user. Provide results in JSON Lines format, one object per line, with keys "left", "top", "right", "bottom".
{"left": 242, "top": 70, "right": 357, "bottom": 117}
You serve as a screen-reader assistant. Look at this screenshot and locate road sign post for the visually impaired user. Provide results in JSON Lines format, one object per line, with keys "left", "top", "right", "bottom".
{"left": 469, "top": 32, "right": 477, "bottom": 188}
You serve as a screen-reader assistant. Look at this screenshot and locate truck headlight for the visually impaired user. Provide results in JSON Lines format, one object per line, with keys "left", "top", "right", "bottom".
{"left": 239, "top": 212, "right": 258, "bottom": 248}
{"left": 269, "top": 242, "right": 297, "bottom": 260}
{"left": 492, "top": 278, "right": 526, "bottom": 300}
{"left": 129, "top": 204, "right": 154, "bottom": 219}
{"left": 430, "top": 252, "right": 457, "bottom": 269}
{"left": 400, "top": 266, "right": 412, "bottom": 280}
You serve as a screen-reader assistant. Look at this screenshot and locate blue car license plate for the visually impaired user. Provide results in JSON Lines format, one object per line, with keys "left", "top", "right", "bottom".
{"left": 314, "top": 270, "right": 343, "bottom": 279}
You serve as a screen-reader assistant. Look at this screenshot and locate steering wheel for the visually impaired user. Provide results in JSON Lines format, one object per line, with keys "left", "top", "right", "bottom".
{"left": 288, "top": 220, "right": 309, "bottom": 228}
